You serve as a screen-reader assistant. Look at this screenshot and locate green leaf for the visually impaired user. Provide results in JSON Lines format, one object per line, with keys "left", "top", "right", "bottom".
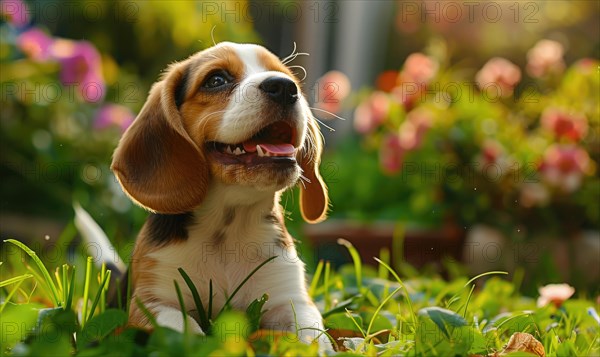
{"left": 77, "top": 309, "right": 128, "bottom": 349}
{"left": 0, "top": 303, "right": 42, "bottom": 351}
{"left": 245, "top": 293, "right": 268, "bottom": 333}
{"left": 418, "top": 307, "right": 467, "bottom": 339}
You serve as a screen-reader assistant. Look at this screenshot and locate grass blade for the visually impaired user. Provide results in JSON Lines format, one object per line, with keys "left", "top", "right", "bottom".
{"left": 463, "top": 271, "right": 508, "bottom": 288}
{"left": 87, "top": 270, "right": 111, "bottom": 322}
{"left": 366, "top": 286, "right": 403, "bottom": 338}
{"left": 99, "top": 263, "right": 107, "bottom": 314}
{"left": 82, "top": 257, "right": 93, "bottom": 326}
{"left": 345, "top": 308, "right": 366, "bottom": 338}
{"left": 0, "top": 274, "right": 33, "bottom": 288}
{"left": 178, "top": 268, "right": 210, "bottom": 332}
{"left": 378, "top": 247, "right": 390, "bottom": 280}
{"left": 374, "top": 257, "right": 416, "bottom": 328}
{"left": 65, "top": 266, "right": 76, "bottom": 311}
{"left": 135, "top": 298, "right": 158, "bottom": 328}
{"left": 218, "top": 255, "right": 277, "bottom": 317}
{"left": 208, "top": 279, "right": 213, "bottom": 321}
{"left": 337, "top": 239, "right": 362, "bottom": 290}
{"left": 308, "top": 260, "right": 324, "bottom": 298}
{"left": 3, "top": 239, "right": 61, "bottom": 306}
{"left": 0, "top": 277, "right": 31, "bottom": 313}
{"left": 324, "top": 261, "right": 331, "bottom": 311}
{"left": 62, "top": 265, "right": 68, "bottom": 308}
{"left": 462, "top": 284, "right": 475, "bottom": 319}
{"left": 173, "top": 280, "right": 188, "bottom": 333}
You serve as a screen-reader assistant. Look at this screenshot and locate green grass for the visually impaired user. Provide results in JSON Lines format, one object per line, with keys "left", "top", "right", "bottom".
{"left": 1, "top": 236, "right": 599, "bottom": 356}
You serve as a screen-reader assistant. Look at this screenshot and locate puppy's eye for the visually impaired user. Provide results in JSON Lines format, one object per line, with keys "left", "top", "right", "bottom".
{"left": 202, "top": 71, "right": 231, "bottom": 89}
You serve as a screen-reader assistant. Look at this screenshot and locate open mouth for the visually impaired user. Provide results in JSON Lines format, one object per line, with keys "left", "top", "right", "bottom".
{"left": 208, "top": 121, "right": 298, "bottom": 166}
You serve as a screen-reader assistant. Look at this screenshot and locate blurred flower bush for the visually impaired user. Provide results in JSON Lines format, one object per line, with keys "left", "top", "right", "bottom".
{"left": 337, "top": 39, "right": 598, "bottom": 240}
{"left": 0, "top": 0, "right": 258, "bottom": 245}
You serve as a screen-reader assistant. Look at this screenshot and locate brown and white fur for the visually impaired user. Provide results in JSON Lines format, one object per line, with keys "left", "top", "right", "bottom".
{"left": 111, "top": 42, "right": 331, "bottom": 349}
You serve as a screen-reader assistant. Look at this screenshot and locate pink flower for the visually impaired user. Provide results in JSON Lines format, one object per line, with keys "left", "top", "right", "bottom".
{"left": 398, "top": 107, "right": 433, "bottom": 150}
{"left": 94, "top": 104, "right": 135, "bottom": 133}
{"left": 391, "top": 53, "right": 438, "bottom": 110}
{"left": 400, "top": 53, "right": 438, "bottom": 85}
{"left": 526, "top": 40, "right": 565, "bottom": 78}
{"left": 537, "top": 283, "right": 575, "bottom": 308}
{"left": 353, "top": 91, "right": 390, "bottom": 133}
{"left": 315, "top": 70, "right": 351, "bottom": 116}
{"left": 17, "top": 28, "right": 54, "bottom": 61}
{"left": 539, "top": 144, "right": 591, "bottom": 192}
{"left": 541, "top": 108, "right": 588, "bottom": 141}
{"left": 380, "top": 134, "right": 404, "bottom": 174}
{"left": 391, "top": 83, "right": 423, "bottom": 110}
{"left": 50, "top": 39, "right": 105, "bottom": 103}
{"left": 0, "top": 0, "right": 29, "bottom": 28}
{"left": 476, "top": 57, "right": 521, "bottom": 97}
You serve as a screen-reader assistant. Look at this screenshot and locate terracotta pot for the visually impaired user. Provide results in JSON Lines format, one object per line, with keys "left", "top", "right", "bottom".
{"left": 303, "top": 219, "right": 465, "bottom": 269}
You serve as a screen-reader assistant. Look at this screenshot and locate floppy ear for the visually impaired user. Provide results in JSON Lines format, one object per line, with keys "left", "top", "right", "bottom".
{"left": 299, "top": 117, "right": 329, "bottom": 223}
{"left": 111, "top": 64, "right": 210, "bottom": 214}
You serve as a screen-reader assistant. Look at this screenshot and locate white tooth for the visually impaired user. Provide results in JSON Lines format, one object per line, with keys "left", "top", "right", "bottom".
{"left": 225, "top": 146, "right": 233, "bottom": 154}
{"left": 234, "top": 147, "right": 242, "bottom": 155}
{"left": 256, "top": 145, "right": 264, "bottom": 157}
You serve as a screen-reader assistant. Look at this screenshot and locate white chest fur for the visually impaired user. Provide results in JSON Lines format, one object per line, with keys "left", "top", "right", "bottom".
{"left": 144, "top": 183, "right": 308, "bottom": 318}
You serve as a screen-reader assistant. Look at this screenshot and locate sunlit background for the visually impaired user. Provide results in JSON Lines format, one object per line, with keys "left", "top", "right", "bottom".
{"left": 1, "top": 0, "right": 599, "bottom": 295}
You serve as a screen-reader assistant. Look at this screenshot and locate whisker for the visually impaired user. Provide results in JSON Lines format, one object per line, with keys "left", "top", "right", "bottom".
{"left": 282, "top": 52, "right": 310, "bottom": 65}
{"left": 288, "top": 65, "right": 307, "bottom": 82}
{"left": 298, "top": 176, "right": 308, "bottom": 189}
{"left": 210, "top": 25, "right": 217, "bottom": 46}
{"left": 312, "top": 117, "right": 336, "bottom": 132}
{"left": 281, "top": 42, "right": 298, "bottom": 64}
{"left": 300, "top": 175, "right": 311, "bottom": 184}
{"left": 309, "top": 106, "right": 347, "bottom": 121}
{"left": 282, "top": 42, "right": 310, "bottom": 65}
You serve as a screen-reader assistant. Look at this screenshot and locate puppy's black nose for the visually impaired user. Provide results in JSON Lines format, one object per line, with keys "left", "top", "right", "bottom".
{"left": 259, "top": 77, "right": 298, "bottom": 106}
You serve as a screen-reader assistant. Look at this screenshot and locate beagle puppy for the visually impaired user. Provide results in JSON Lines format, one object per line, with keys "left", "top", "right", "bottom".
{"left": 111, "top": 42, "right": 331, "bottom": 349}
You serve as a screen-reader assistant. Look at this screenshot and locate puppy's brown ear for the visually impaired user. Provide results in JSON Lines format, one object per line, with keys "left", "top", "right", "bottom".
{"left": 299, "top": 118, "right": 329, "bottom": 223}
{"left": 111, "top": 64, "right": 209, "bottom": 214}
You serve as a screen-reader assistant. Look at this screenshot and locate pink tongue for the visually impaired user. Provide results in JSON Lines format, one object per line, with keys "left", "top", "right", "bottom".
{"left": 243, "top": 142, "right": 295, "bottom": 156}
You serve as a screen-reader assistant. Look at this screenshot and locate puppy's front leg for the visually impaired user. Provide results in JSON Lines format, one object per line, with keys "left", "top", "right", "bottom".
{"left": 261, "top": 301, "right": 333, "bottom": 352}
{"left": 154, "top": 305, "right": 204, "bottom": 335}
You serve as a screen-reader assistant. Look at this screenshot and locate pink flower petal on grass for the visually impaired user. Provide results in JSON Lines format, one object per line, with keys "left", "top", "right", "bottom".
{"left": 537, "top": 283, "right": 575, "bottom": 308}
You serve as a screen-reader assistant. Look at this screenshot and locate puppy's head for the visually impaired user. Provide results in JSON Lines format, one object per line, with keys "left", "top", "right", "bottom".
{"left": 111, "top": 42, "right": 328, "bottom": 223}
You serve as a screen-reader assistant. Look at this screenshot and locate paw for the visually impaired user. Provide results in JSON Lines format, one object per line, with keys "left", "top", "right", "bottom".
{"left": 155, "top": 306, "right": 204, "bottom": 335}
